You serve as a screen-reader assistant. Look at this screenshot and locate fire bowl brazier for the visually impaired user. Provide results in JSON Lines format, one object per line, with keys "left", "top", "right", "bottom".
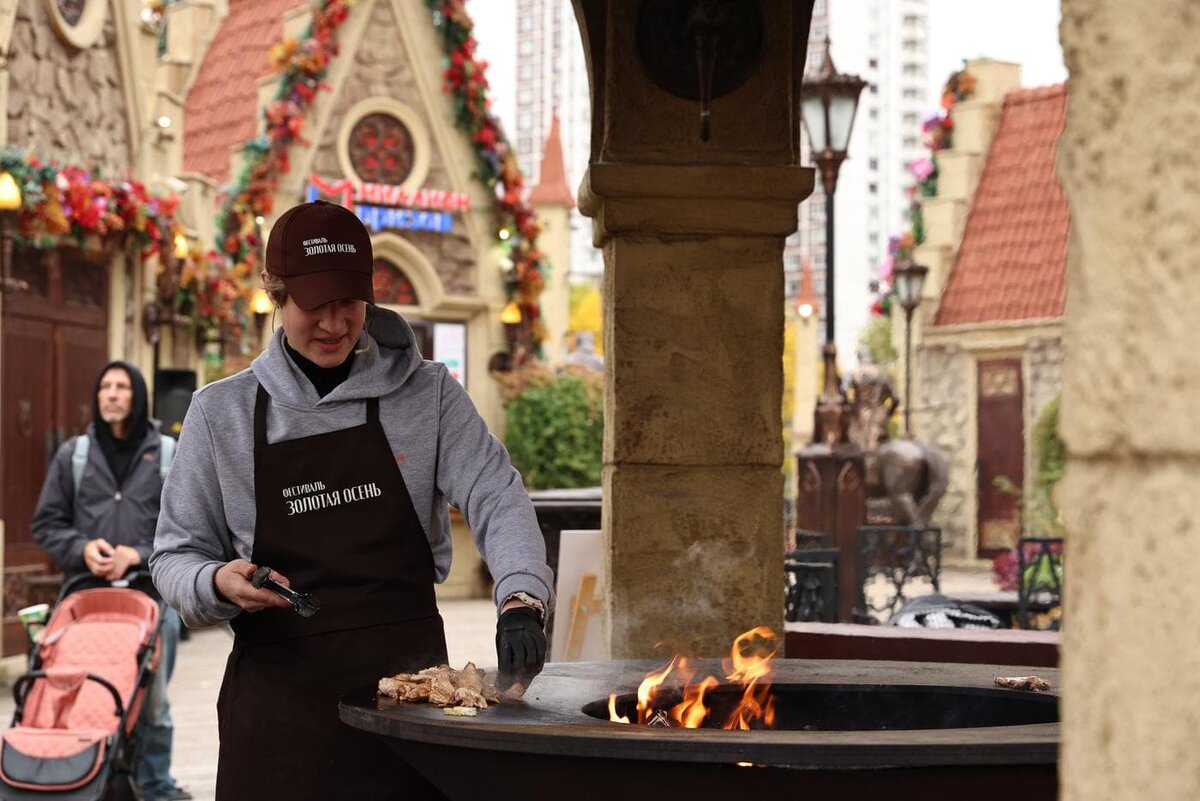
{"left": 340, "top": 659, "right": 1059, "bottom": 801}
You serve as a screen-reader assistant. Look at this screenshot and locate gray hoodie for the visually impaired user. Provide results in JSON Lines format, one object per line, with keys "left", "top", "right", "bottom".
{"left": 150, "top": 306, "right": 554, "bottom": 629}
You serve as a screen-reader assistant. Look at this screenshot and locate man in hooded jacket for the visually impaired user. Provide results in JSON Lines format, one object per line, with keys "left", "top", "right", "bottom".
{"left": 32, "top": 361, "right": 189, "bottom": 801}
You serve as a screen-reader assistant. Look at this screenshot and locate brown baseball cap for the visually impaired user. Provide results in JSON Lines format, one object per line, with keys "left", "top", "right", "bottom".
{"left": 265, "top": 200, "right": 375, "bottom": 310}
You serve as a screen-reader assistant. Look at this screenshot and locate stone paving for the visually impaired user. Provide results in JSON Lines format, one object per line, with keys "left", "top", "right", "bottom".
{"left": 0, "top": 566, "right": 999, "bottom": 800}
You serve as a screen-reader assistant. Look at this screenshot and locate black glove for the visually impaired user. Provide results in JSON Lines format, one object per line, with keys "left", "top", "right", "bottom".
{"left": 495, "top": 606, "right": 546, "bottom": 691}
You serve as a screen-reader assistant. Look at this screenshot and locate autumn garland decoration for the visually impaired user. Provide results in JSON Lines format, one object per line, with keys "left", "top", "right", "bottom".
{"left": 426, "top": 0, "right": 548, "bottom": 350}
{"left": 207, "top": 0, "right": 352, "bottom": 339}
{"left": 0, "top": 147, "right": 174, "bottom": 252}
{"left": 869, "top": 66, "right": 977, "bottom": 317}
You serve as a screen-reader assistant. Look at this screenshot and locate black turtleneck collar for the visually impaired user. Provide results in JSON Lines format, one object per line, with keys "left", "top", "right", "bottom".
{"left": 284, "top": 340, "right": 356, "bottom": 398}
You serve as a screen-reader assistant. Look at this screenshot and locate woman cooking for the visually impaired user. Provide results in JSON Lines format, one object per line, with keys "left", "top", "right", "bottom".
{"left": 151, "top": 200, "right": 553, "bottom": 799}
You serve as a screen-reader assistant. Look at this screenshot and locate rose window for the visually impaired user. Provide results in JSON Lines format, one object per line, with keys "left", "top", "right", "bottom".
{"left": 349, "top": 114, "right": 416, "bottom": 185}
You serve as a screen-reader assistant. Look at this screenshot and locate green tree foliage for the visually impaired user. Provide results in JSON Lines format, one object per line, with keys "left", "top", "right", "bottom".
{"left": 993, "top": 394, "right": 1067, "bottom": 538}
{"left": 859, "top": 316, "right": 898, "bottom": 368}
{"left": 503, "top": 365, "right": 603, "bottom": 490}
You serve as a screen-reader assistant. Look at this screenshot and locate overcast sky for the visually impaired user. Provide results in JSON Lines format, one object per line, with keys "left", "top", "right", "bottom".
{"left": 470, "top": 0, "right": 1067, "bottom": 134}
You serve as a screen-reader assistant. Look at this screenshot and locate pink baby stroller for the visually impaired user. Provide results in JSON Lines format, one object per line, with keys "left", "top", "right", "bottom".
{"left": 0, "top": 572, "right": 162, "bottom": 800}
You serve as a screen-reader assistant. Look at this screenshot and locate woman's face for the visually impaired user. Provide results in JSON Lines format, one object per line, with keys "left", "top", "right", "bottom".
{"left": 279, "top": 295, "right": 367, "bottom": 367}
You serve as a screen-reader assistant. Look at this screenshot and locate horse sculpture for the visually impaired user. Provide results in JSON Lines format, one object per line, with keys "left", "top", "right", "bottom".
{"left": 847, "top": 350, "right": 949, "bottom": 527}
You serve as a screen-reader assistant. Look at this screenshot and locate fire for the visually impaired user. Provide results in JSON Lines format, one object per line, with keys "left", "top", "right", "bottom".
{"left": 608, "top": 627, "right": 780, "bottom": 730}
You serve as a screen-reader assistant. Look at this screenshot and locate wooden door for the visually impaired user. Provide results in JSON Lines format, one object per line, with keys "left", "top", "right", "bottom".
{"left": 1, "top": 250, "right": 109, "bottom": 654}
{"left": 976, "top": 358, "right": 1025, "bottom": 559}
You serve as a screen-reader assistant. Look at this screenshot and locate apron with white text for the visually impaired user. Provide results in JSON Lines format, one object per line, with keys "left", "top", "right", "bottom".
{"left": 216, "top": 385, "right": 448, "bottom": 800}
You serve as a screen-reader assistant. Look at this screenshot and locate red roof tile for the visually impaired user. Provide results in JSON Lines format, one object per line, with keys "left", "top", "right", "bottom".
{"left": 934, "top": 85, "right": 1069, "bottom": 326}
{"left": 528, "top": 114, "right": 574, "bottom": 208}
{"left": 183, "top": 0, "right": 304, "bottom": 183}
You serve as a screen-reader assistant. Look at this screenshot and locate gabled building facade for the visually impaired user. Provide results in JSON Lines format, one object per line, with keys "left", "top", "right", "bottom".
{"left": 910, "top": 78, "right": 1069, "bottom": 559}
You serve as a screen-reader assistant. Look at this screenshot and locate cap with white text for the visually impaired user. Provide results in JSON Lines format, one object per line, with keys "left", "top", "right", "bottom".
{"left": 265, "top": 200, "right": 374, "bottom": 310}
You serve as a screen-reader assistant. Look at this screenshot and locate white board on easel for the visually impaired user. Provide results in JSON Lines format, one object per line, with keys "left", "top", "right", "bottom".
{"left": 550, "top": 529, "right": 608, "bottom": 662}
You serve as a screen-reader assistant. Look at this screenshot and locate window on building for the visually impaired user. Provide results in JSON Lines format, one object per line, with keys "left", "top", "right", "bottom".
{"left": 903, "top": 112, "right": 919, "bottom": 125}
{"left": 868, "top": 58, "right": 878, "bottom": 69}
{"left": 869, "top": 84, "right": 878, "bottom": 94}
{"left": 868, "top": 183, "right": 878, "bottom": 194}
{"left": 813, "top": 0, "right": 826, "bottom": 14}
{"left": 903, "top": 135, "right": 919, "bottom": 148}
{"left": 519, "top": 64, "right": 533, "bottom": 79}
{"left": 807, "top": 50, "right": 823, "bottom": 69}
{"left": 518, "top": 89, "right": 533, "bottom": 104}
{"left": 373, "top": 259, "right": 419, "bottom": 307}
{"left": 811, "top": 25, "right": 825, "bottom": 39}
{"left": 519, "top": 40, "right": 533, "bottom": 55}
{"left": 519, "top": 14, "right": 533, "bottom": 31}
{"left": 869, "top": 158, "right": 878, "bottom": 170}
{"left": 869, "top": 108, "right": 879, "bottom": 120}
{"left": 348, "top": 113, "right": 415, "bottom": 185}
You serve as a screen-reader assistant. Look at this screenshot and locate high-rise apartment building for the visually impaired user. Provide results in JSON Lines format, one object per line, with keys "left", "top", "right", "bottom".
{"left": 513, "top": 0, "right": 603, "bottom": 279}
{"left": 786, "top": 0, "right": 931, "bottom": 363}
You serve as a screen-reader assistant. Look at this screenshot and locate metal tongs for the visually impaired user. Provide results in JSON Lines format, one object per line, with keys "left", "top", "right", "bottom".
{"left": 251, "top": 566, "right": 321, "bottom": 618}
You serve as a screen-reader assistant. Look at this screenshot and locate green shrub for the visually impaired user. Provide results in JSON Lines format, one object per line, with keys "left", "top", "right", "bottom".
{"left": 503, "top": 366, "right": 603, "bottom": 490}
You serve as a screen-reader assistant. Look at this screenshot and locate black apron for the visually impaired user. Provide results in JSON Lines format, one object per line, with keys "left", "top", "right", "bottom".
{"left": 215, "top": 385, "right": 448, "bottom": 800}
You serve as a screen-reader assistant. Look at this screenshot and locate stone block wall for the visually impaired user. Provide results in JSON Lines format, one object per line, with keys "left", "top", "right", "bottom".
{"left": 915, "top": 342, "right": 970, "bottom": 553}
{"left": 6, "top": 5, "right": 131, "bottom": 173}
{"left": 1027, "top": 336, "right": 1063, "bottom": 427}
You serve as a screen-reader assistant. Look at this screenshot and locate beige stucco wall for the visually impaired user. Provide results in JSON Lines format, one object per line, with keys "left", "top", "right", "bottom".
{"left": 1058, "top": 1, "right": 1200, "bottom": 797}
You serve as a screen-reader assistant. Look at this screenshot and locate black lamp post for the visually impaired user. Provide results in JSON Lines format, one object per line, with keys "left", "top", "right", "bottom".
{"left": 800, "top": 39, "right": 867, "bottom": 446}
{"left": 893, "top": 257, "right": 928, "bottom": 436}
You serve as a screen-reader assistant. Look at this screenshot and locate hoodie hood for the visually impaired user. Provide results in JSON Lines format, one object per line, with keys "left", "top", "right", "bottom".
{"left": 93, "top": 360, "right": 151, "bottom": 486}
{"left": 93, "top": 360, "right": 150, "bottom": 443}
{"left": 251, "top": 305, "right": 424, "bottom": 408}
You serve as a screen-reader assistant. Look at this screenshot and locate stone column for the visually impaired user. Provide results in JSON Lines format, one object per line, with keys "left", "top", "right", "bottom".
{"left": 574, "top": 1, "right": 815, "bottom": 657}
{"left": 1058, "top": 2, "right": 1200, "bottom": 798}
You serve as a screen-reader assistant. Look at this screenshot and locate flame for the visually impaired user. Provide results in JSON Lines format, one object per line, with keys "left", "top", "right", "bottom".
{"left": 607, "top": 627, "right": 780, "bottom": 730}
{"left": 722, "top": 626, "right": 779, "bottom": 730}
{"left": 671, "top": 675, "right": 718, "bottom": 728}
{"left": 608, "top": 693, "right": 630, "bottom": 724}
{"left": 636, "top": 655, "right": 679, "bottom": 724}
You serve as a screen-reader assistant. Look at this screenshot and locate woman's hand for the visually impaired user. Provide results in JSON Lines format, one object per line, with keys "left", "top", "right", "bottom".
{"left": 214, "top": 559, "right": 293, "bottom": 612}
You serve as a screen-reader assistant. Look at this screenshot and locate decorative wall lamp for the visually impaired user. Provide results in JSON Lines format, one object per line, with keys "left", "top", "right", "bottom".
{"left": 250, "top": 287, "right": 274, "bottom": 342}
{"left": 892, "top": 257, "right": 928, "bottom": 436}
{"left": 635, "top": 0, "right": 764, "bottom": 141}
{"left": 500, "top": 299, "right": 523, "bottom": 352}
{"left": 0, "top": 171, "right": 24, "bottom": 294}
{"left": 144, "top": 227, "right": 193, "bottom": 373}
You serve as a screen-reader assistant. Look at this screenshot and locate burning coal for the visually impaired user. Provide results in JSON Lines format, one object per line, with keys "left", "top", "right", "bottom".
{"left": 608, "top": 627, "right": 780, "bottom": 730}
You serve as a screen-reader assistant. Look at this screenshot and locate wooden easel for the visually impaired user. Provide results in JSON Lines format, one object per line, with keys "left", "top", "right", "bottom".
{"left": 564, "top": 573, "right": 603, "bottom": 661}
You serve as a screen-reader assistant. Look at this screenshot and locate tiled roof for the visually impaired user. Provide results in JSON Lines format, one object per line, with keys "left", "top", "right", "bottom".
{"left": 528, "top": 114, "right": 574, "bottom": 208}
{"left": 183, "top": 0, "right": 303, "bottom": 182}
{"left": 934, "top": 84, "right": 1069, "bottom": 326}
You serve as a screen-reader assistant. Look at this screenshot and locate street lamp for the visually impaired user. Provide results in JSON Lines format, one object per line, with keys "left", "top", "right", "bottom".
{"left": 893, "top": 257, "right": 928, "bottom": 436}
{"left": 0, "top": 171, "right": 23, "bottom": 293}
{"left": 800, "top": 38, "right": 867, "bottom": 446}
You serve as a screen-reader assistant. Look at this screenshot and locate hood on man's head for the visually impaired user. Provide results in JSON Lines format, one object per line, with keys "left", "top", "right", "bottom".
{"left": 265, "top": 200, "right": 375, "bottom": 310}
{"left": 93, "top": 360, "right": 150, "bottom": 443}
